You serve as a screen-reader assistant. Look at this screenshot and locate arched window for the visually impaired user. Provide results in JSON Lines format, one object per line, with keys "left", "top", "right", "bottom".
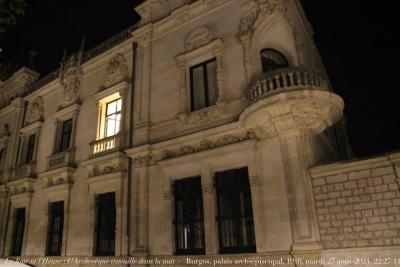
{"left": 260, "top": 48, "right": 289, "bottom": 73}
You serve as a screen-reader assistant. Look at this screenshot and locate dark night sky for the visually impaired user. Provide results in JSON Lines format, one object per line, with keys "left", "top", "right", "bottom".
{"left": 0, "top": 0, "right": 399, "bottom": 157}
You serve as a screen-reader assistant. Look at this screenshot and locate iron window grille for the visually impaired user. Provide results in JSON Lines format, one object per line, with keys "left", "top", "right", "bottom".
{"left": 11, "top": 207, "right": 26, "bottom": 256}
{"left": 94, "top": 192, "right": 116, "bottom": 256}
{"left": 46, "top": 201, "right": 64, "bottom": 256}
{"left": 214, "top": 167, "right": 256, "bottom": 254}
{"left": 173, "top": 176, "right": 205, "bottom": 255}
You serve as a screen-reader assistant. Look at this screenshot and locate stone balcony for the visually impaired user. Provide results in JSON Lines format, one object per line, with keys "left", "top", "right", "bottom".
{"left": 240, "top": 66, "right": 343, "bottom": 139}
{"left": 10, "top": 163, "right": 36, "bottom": 180}
{"left": 90, "top": 134, "right": 123, "bottom": 157}
{"left": 247, "top": 66, "right": 330, "bottom": 103}
{"left": 47, "top": 149, "right": 75, "bottom": 170}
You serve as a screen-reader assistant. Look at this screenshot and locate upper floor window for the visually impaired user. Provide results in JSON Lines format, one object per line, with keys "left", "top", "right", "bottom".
{"left": 46, "top": 201, "right": 64, "bottom": 256}
{"left": 56, "top": 119, "right": 73, "bottom": 152}
{"left": 190, "top": 58, "right": 218, "bottom": 111}
{"left": 24, "top": 134, "right": 36, "bottom": 164}
{"left": 215, "top": 167, "right": 256, "bottom": 254}
{"left": 105, "top": 98, "right": 122, "bottom": 138}
{"left": 174, "top": 176, "right": 205, "bottom": 255}
{"left": 260, "top": 48, "right": 288, "bottom": 73}
{"left": 95, "top": 192, "right": 116, "bottom": 256}
{"left": 11, "top": 207, "right": 26, "bottom": 256}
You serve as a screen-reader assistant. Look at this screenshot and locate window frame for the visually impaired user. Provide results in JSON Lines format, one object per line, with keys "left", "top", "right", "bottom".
{"left": 56, "top": 118, "right": 73, "bottom": 153}
{"left": 214, "top": 167, "right": 256, "bottom": 254}
{"left": 176, "top": 38, "right": 225, "bottom": 117}
{"left": 173, "top": 176, "right": 206, "bottom": 255}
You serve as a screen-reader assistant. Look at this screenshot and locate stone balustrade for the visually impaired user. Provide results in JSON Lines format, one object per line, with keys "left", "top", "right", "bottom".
{"left": 11, "top": 163, "right": 35, "bottom": 180}
{"left": 247, "top": 67, "right": 330, "bottom": 102}
{"left": 47, "top": 150, "right": 74, "bottom": 170}
{"left": 90, "top": 134, "right": 121, "bottom": 156}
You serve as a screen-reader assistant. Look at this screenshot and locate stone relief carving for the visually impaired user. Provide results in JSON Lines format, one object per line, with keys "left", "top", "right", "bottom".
{"left": 103, "top": 53, "right": 129, "bottom": 87}
{"left": 180, "top": 108, "right": 222, "bottom": 126}
{"left": 60, "top": 53, "right": 83, "bottom": 103}
{"left": 91, "top": 165, "right": 121, "bottom": 177}
{"left": 160, "top": 131, "right": 253, "bottom": 160}
{"left": 186, "top": 27, "right": 214, "bottom": 51}
{"left": 25, "top": 96, "right": 44, "bottom": 125}
{"left": 133, "top": 155, "right": 153, "bottom": 167}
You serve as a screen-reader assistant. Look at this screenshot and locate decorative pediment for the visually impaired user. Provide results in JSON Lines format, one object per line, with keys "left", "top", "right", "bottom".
{"left": 25, "top": 96, "right": 44, "bottom": 125}
{"left": 186, "top": 27, "right": 214, "bottom": 51}
{"left": 103, "top": 53, "right": 129, "bottom": 88}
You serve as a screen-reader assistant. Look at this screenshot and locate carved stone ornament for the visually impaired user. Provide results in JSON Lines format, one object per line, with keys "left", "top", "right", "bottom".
{"left": 0, "top": 124, "right": 10, "bottom": 139}
{"left": 60, "top": 53, "right": 82, "bottom": 103}
{"left": 26, "top": 97, "right": 44, "bottom": 125}
{"left": 180, "top": 108, "right": 222, "bottom": 126}
{"left": 103, "top": 53, "right": 129, "bottom": 87}
{"left": 91, "top": 165, "right": 121, "bottom": 177}
{"left": 133, "top": 154, "right": 153, "bottom": 167}
{"left": 239, "top": 0, "right": 288, "bottom": 36}
{"left": 186, "top": 27, "right": 214, "bottom": 51}
{"left": 159, "top": 131, "right": 254, "bottom": 161}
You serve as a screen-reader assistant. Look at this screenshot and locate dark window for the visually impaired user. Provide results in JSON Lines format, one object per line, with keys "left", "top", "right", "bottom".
{"left": 190, "top": 58, "right": 218, "bottom": 111}
{"left": 215, "top": 167, "right": 256, "bottom": 254}
{"left": 57, "top": 119, "right": 73, "bottom": 152}
{"left": 260, "top": 48, "right": 288, "bottom": 73}
{"left": 11, "top": 207, "right": 25, "bottom": 256}
{"left": 174, "top": 177, "right": 205, "bottom": 255}
{"left": 95, "top": 192, "right": 116, "bottom": 256}
{"left": 46, "top": 201, "right": 64, "bottom": 256}
{"left": 25, "top": 134, "right": 36, "bottom": 163}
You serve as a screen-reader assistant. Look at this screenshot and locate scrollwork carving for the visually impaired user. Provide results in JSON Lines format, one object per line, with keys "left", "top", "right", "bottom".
{"left": 186, "top": 27, "right": 214, "bottom": 51}
{"left": 103, "top": 53, "right": 129, "bottom": 87}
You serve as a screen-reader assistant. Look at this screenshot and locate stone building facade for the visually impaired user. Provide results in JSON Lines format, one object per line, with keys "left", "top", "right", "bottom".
{"left": 0, "top": 0, "right": 399, "bottom": 266}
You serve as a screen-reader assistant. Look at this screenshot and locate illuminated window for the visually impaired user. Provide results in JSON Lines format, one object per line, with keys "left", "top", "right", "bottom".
{"left": 105, "top": 98, "right": 122, "bottom": 138}
{"left": 96, "top": 93, "right": 123, "bottom": 140}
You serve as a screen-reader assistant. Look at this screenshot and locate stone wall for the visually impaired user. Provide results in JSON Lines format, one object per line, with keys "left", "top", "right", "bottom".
{"left": 310, "top": 152, "right": 400, "bottom": 249}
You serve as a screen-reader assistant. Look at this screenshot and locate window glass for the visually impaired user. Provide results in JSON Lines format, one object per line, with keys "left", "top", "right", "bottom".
{"left": 190, "top": 58, "right": 218, "bottom": 111}
{"left": 25, "top": 134, "right": 36, "bottom": 163}
{"left": 58, "top": 119, "right": 73, "bottom": 152}
{"left": 105, "top": 98, "right": 121, "bottom": 137}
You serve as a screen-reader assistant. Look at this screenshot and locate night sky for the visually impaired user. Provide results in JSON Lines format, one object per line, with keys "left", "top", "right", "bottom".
{"left": 0, "top": 0, "right": 399, "bottom": 157}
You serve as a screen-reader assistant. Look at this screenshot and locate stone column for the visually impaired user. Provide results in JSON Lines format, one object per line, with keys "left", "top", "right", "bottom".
{"left": 201, "top": 168, "right": 218, "bottom": 254}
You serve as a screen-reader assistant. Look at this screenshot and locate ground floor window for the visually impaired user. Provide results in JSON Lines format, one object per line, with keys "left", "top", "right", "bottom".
{"left": 215, "top": 167, "right": 256, "bottom": 253}
{"left": 46, "top": 201, "right": 64, "bottom": 256}
{"left": 95, "top": 192, "right": 116, "bottom": 256}
{"left": 11, "top": 207, "right": 26, "bottom": 256}
{"left": 174, "top": 176, "right": 205, "bottom": 255}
